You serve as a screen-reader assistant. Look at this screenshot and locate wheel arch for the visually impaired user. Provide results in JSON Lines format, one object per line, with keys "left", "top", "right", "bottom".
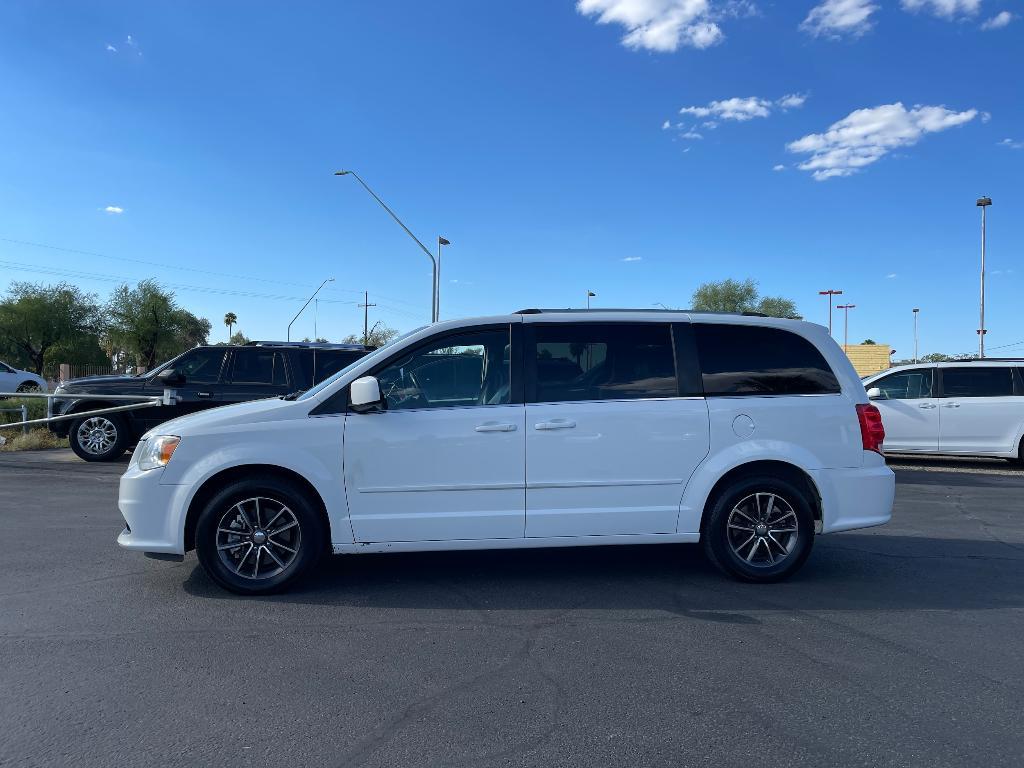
{"left": 698, "top": 460, "right": 823, "bottom": 535}
{"left": 183, "top": 464, "right": 331, "bottom": 553}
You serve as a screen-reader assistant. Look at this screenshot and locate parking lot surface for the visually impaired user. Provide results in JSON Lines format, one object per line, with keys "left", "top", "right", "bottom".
{"left": 2, "top": 450, "right": 1023, "bottom": 768}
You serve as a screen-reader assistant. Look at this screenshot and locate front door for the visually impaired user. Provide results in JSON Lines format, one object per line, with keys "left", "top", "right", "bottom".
{"left": 141, "top": 347, "right": 227, "bottom": 430}
{"left": 938, "top": 366, "right": 1019, "bottom": 454}
{"left": 344, "top": 324, "right": 526, "bottom": 543}
{"left": 524, "top": 322, "right": 709, "bottom": 538}
{"left": 220, "top": 347, "right": 292, "bottom": 405}
{"left": 869, "top": 368, "right": 939, "bottom": 452}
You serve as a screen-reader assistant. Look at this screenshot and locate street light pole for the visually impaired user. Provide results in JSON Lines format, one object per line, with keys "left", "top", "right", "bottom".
{"left": 976, "top": 197, "right": 992, "bottom": 358}
{"left": 335, "top": 170, "right": 439, "bottom": 322}
{"left": 436, "top": 237, "right": 450, "bottom": 322}
{"left": 912, "top": 308, "right": 920, "bottom": 363}
{"left": 837, "top": 304, "right": 856, "bottom": 350}
{"left": 818, "top": 289, "right": 843, "bottom": 336}
{"left": 287, "top": 277, "right": 334, "bottom": 342}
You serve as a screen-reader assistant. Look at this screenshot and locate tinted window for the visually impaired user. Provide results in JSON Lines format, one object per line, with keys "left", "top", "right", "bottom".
{"left": 230, "top": 349, "right": 286, "bottom": 385}
{"left": 530, "top": 324, "right": 677, "bottom": 403}
{"left": 0, "top": 362, "right": 13, "bottom": 373}
{"left": 872, "top": 369, "right": 933, "bottom": 399}
{"left": 942, "top": 367, "right": 1013, "bottom": 398}
{"left": 299, "top": 350, "right": 365, "bottom": 387}
{"left": 374, "top": 328, "right": 510, "bottom": 410}
{"left": 175, "top": 348, "right": 225, "bottom": 384}
{"left": 695, "top": 324, "right": 840, "bottom": 396}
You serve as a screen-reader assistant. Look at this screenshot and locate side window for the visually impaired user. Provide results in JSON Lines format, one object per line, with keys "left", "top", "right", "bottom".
{"left": 694, "top": 324, "right": 840, "bottom": 396}
{"left": 941, "top": 367, "right": 1014, "bottom": 398}
{"left": 303, "top": 351, "right": 363, "bottom": 386}
{"left": 229, "top": 349, "right": 287, "bottom": 386}
{"left": 529, "top": 323, "right": 677, "bottom": 403}
{"left": 374, "top": 328, "right": 510, "bottom": 410}
{"left": 872, "top": 369, "right": 933, "bottom": 400}
{"left": 175, "top": 348, "right": 226, "bottom": 384}
{"left": 0, "top": 362, "right": 13, "bottom": 373}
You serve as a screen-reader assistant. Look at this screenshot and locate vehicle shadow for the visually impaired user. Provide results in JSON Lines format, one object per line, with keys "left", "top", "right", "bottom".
{"left": 180, "top": 532, "right": 1024, "bottom": 617}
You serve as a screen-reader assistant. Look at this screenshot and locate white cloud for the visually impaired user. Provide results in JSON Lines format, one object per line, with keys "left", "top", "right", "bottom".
{"left": 981, "top": 111, "right": 992, "bottom": 123}
{"left": 900, "top": 0, "right": 981, "bottom": 19}
{"left": 622, "top": 256, "right": 643, "bottom": 262}
{"left": 576, "top": 0, "right": 726, "bottom": 52}
{"left": 777, "top": 93, "right": 808, "bottom": 109}
{"left": 786, "top": 102, "right": 978, "bottom": 180}
{"left": 999, "top": 138, "right": 1024, "bottom": 149}
{"left": 981, "top": 11, "right": 1014, "bottom": 29}
{"left": 680, "top": 96, "right": 771, "bottom": 121}
{"left": 680, "top": 129, "right": 704, "bottom": 139}
{"left": 662, "top": 119, "right": 672, "bottom": 129}
{"left": 773, "top": 164, "right": 786, "bottom": 171}
{"left": 105, "top": 43, "right": 117, "bottom": 53}
{"left": 887, "top": 273, "right": 898, "bottom": 279}
{"left": 801, "top": 0, "right": 879, "bottom": 38}
{"left": 125, "top": 33, "right": 142, "bottom": 56}
{"left": 103, "top": 205, "right": 124, "bottom": 214}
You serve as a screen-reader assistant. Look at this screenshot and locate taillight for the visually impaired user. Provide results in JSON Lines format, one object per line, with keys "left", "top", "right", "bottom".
{"left": 856, "top": 403, "right": 885, "bottom": 454}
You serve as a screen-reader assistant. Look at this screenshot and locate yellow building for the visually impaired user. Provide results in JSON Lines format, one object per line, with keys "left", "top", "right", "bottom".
{"left": 842, "top": 344, "right": 891, "bottom": 377}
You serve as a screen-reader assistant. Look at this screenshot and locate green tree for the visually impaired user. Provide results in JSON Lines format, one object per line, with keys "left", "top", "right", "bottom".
{"left": 229, "top": 331, "right": 250, "bottom": 346}
{"left": 106, "top": 280, "right": 212, "bottom": 370}
{"left": 862, "top": 339, "right": 877, "bottom": 345}
{"left": 690, "top": 278, "right": 800, "bottom": 319}
{"left": 224, "top": 312, "right": 237, "bottom": 341}
{"left": 0, "top": 282, "right": 106, "bottom": 375}
{"left": 342, "top": 323, "right": 399, "bottom": 348}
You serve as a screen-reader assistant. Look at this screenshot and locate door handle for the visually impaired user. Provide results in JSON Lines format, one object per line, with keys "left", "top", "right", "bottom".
{"left": 475, "top": 422, "right": 517, "bottom": 433}
{"left": 942, "top": 402, "right": 960, "bottom": 408}
{"left": 535, "top": 419, "right": 576, "bottom": 430}
{"left": 196, "top": 392, "right": 213, "bottom": 398}
{"left": 918, "top": 403, "right": 937, "bottom": 409}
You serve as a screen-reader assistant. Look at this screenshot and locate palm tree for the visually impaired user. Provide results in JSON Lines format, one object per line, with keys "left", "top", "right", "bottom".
{"left": 224, "top": 312, "right": 237, "bottom": 342}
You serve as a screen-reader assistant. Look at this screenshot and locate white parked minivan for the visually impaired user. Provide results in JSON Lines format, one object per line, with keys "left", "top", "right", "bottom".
{"left": 863, "top": 360, "right": 1024, "bottom": 462}
{"left": 118, "top": 310, "right": 894, "bottom": 594}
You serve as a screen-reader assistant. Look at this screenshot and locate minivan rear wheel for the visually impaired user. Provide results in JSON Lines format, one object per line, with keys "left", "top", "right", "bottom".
{"left": 703, "top": 475, "right": 815, "bottom": 583}
{"left": 195, "top": 477, "right": 325, "bottom": 595}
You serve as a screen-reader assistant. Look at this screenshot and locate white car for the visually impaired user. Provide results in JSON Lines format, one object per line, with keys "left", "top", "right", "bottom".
{"left": 118, "top": 310, "right": 894, "bottom": 594}
{"left": 863, "top": 360, "right": 1024, "bottom": 462}
{"left": 0, "top": 361, "right": 47, "bottom": 393}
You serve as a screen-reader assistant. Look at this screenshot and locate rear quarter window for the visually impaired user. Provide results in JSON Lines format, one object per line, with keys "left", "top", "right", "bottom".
{"left": 694, "top": 324, "right": 840, "bottom": 396}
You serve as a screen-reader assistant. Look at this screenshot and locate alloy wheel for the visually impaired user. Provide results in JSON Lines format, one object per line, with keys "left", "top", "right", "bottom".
{"left": 76, "top": 417, "right": 118, "bottom": 455}
{"left": 726, "top": 492, "right": 800, "bottom": 567}
{"left": 216, "top": 497, "right": 302, "bottom": 580}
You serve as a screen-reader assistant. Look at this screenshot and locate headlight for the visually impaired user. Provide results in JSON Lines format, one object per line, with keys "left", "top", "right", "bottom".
{"left": 138, "top": 435, "right": 180, "bottom": 471}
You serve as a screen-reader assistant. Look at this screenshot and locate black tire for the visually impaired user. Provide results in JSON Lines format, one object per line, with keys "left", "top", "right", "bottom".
{"left": 195, "top": 477, "right": 326, "bottom": 595}
{"left": 68, "top": 413, "right": 129, "bottom": 462}
{"left": 702, "top": 475, "right": 815, "bottom": 583}
{"left": 16, "top": 381, "right": 41, "bottom": 393}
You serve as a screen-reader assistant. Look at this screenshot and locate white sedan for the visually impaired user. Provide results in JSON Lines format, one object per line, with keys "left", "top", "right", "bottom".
{"left": 0, "top": 361, "right": 47, "bottom": 394}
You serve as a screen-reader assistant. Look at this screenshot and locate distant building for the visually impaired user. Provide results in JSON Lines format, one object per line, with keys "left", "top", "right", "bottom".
{"left": 842, "top": 344, "right": 891, "bottom": 377}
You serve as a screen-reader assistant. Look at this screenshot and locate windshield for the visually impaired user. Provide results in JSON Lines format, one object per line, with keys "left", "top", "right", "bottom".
{"left": 297, "top": 327, "right": 426, "bottom": 401}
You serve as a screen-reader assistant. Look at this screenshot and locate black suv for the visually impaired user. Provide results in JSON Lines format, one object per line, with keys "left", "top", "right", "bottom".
{"left": 51, "top": 341, "right": 372, "bottom": 462}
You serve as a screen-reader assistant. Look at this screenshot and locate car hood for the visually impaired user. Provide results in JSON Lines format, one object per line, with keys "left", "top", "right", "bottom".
{"left": 58, "top": 374, "right": 145, "bottom": 392}
{"left": 144, "top": 396, "right": 305, "bottom": 439}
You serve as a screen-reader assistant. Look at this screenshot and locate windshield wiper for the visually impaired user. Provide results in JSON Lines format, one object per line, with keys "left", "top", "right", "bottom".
{"left": 281, "top": 389, "right": 306, "bottom": 401}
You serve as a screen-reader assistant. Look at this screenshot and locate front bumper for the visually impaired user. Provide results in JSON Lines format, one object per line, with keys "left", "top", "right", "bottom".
{"left": 810, "top": 453, "right": 895, "bottom": 534}
{"left": 117, "top": 462, "right": 188, "bottom": 555}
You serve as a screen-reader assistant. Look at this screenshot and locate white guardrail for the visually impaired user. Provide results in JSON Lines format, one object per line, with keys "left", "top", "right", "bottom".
{"left": 0, "top": 390, "right": 179, "bottom": 432}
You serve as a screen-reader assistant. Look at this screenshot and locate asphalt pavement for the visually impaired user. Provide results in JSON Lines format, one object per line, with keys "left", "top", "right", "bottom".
{"left": 2, "top": 450, "right": 1023, "bottom": 768}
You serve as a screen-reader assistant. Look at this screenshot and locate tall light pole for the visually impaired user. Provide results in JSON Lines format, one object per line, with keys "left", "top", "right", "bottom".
{"left": 436, "top": 237, "right": 450, "bottom": 322}
{"left": 335, "top": 170, "right": 439, "bottom": 322}
{"left": 818, "top": 289, "right": 843, "bottom": 336}
{"left": 912, "top": 308, "right": 920, "bottom": 363}
{"left": 836, "top": 304, "right": 856, "bottom": 349}
{"left": 586, "top": 290, "right": 596, "bottom": 309}
{"left": 287, "top": 277, "right": 334, "bottom": 342}
{"left": 976, "top": 196, "right": 992, "bottom": 358}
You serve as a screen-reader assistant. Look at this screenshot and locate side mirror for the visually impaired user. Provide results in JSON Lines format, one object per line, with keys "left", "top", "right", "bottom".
{"left": 157, "top": 368, "right": 186, "bottom": 386}
{"left": 350, "top": 376, "right": 383, "bottom": 413}
{"left": 866, "top": 387, "right": 882, "bottom": 400}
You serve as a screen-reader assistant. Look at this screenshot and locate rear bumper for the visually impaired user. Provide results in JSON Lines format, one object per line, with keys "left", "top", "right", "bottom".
{"left": 810, "top": 454, "right": 895, "bottom": 534}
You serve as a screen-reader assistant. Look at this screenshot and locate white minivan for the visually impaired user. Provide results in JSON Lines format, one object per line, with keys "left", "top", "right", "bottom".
{"left": 863, "top": 360, "right": 1024, "bottom": 462}
{"left": 118, "top": 310, "right": 894, "bottom": 594}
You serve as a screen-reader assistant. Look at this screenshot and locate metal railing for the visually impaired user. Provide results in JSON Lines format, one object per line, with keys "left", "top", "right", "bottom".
{"left": 0, "top": 390, "right": 178, "bottom": 432}
{"left": 0, "top": 404, "right": 30, "bottom": 435}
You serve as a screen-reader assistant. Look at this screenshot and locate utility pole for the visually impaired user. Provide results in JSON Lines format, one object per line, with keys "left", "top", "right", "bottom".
{"left": 837, "top": 304, "right": 856, "bottom": 350}
{"left": 586, "top": 290, "right": 596, "bottom": 309}
{"left": 976, "top": 197, "right": 992, "bottom": 358}
{"left": 912, "top": 308, "right": 920, "bottom": 363}
{"left": 818, "top": 289, "right": 843, "bottom": 336}
{"left": 358, "top": 291, "right": 377, "bottom": 346}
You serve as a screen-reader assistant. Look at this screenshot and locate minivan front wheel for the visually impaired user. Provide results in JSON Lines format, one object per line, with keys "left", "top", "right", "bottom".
{"left": 195, "top": 478, "right": 325, "bottom": 595}
{"left": 703, "top": 476, "right": 815, "bottom": 583}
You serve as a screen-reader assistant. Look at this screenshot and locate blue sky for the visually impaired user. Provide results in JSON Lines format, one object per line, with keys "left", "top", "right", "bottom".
{"left": 0, "top": 0, "right": 1020, "bottom": 358}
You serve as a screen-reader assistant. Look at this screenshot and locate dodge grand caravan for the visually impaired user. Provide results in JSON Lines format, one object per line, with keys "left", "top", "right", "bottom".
{"left": 118, "top": 310, "right": 894, "bottom": 594}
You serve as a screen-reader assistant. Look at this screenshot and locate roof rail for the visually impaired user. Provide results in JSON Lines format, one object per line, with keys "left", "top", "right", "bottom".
{"left": 244, "top": 340, "right": 370, "bottom": 351}
{"left": 514, "top": 308, "right": 770, "bottom": 318}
